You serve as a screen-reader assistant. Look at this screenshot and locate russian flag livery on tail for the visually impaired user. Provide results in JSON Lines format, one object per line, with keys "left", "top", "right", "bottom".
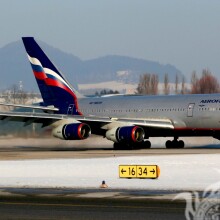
{"left": 22, "top": 37, "right": 82, "bottom": 116}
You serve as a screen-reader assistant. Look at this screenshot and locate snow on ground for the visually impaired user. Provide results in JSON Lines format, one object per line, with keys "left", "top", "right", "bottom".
{"left": 0, "top": 154, "right": 219, "bottom": 191}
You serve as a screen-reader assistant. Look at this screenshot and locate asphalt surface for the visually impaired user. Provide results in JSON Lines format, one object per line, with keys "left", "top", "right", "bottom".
{"left": 0, "top": 136, "right": 219, "bottom": 160}
{"left": 0, "top": 199, "right": 185, "bottom": 220}
{"left": 0, "top": 144, "right": 220, "bottom": 160}
{"left": 0, "top": 188, "right": 186, "bottom": 220}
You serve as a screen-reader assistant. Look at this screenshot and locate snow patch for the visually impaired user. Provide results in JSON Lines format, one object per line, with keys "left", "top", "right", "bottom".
{"left": 0, "top": 154, "right": 219, "bottom": 190}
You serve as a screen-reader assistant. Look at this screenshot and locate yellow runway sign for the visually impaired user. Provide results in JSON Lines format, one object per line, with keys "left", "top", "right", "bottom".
{"left": 119, "top": 165, "right": 160, "bottom": 179}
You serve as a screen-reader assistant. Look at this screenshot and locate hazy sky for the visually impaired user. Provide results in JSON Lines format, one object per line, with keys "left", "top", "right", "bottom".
{"left": 1, "top": 0, "right": 220, "bottom": 80}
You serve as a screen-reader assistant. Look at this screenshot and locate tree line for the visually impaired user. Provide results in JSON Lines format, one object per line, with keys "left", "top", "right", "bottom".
{"left": 136, "top": 69, "right": 220, "bottom": 95}
{"left": 95, "top": 89, "right": 119, "bottom": 96}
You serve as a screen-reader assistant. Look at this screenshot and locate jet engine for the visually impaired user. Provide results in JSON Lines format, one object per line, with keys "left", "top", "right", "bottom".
{"left": 106, "top": 126, "right": 145, "bottom": 143}
{"left": 52, "top": 123, "right": 91, "bottom": 140}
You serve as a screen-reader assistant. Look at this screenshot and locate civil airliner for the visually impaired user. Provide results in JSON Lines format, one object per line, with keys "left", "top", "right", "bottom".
{"left": 1, "top": 37, "right": 220, "bottom": 149}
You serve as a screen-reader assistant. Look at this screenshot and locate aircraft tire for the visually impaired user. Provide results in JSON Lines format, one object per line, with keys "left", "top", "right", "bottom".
{"left": 113, "top": 143, "right": 134, "bottom": 150}
{"left": 144, "top": 140, "right": 151, "bottom": 149}
{"left": 166, "top": 140, "right": 172, "bottom": 148}
{"left": 172, "top": 140, "right": 179, "bottom": 148}
{"left": 127, "top": 144, "right": 134, "bottom": 150}
{"left": 178, "top": 140, "right": 185, "bottom": 148}
{"left": 132, "top": 140, "right": 151, "bottom": 149}
{"left": 166, "top": 140, "right": 185, "bottom": 149}
{"left": 113, "top": 143, "right": 122, "bottom": 150}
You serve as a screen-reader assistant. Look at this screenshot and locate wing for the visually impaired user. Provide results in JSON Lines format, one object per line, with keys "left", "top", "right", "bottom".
{"left": 0, "top": 111, "right": 63, "bottom": 127}
{"left": 78, "top": 117, "right": 175, "bottom": 136}
{"left": 0, "top": 111, "right": 174, "bottom": 132}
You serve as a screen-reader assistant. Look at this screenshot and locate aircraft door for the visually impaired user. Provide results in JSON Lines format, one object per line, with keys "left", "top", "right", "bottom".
{"left": 67, "top": 104, "right": 74, "bottom": 115}
{"left": 187, "top": 103, "right": 195, "bottom": 117}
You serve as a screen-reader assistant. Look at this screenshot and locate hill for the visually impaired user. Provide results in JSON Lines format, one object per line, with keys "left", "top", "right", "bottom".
{"left": 0, "top": 40, "right": 182, "bottom": 92}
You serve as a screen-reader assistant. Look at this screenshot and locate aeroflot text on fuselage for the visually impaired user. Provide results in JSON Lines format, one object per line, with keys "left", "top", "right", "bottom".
{"left": 200, "top": 99, "right": 220, "bottom": 104}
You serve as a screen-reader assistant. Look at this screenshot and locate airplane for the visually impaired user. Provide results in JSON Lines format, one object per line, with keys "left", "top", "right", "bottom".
{"left": 0, "top": 37, "right": 220, "bottom": 150}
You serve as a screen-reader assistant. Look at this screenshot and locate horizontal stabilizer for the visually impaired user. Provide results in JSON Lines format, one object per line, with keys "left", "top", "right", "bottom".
{"left": 0, "top": 102, "right": 59, "bottom": 112}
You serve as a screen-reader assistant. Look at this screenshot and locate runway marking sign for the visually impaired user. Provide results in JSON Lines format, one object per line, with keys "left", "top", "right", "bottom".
{"left": 119, "top": 165, "right": 160, "bottom": 179}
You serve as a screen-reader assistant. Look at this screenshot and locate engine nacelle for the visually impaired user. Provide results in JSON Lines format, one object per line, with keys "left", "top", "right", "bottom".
{"left": 106, "top": 126, "right": 145, "bottom": 143}
{"left": 52, "top": 123, "right": 91, "bottom": 140}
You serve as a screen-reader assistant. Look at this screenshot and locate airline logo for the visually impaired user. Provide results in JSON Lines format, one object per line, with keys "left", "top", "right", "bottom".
{"left": 28, "top": 54, "right": 74, "bottom": 95}
{"left": 200, "top": 99, "right": 220, "bottom": 104}
{"left": 27, "top": 54, "right": 82, "bottom": 115}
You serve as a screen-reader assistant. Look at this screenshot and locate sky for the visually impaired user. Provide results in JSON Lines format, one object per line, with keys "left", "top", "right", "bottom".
{"left": 1, "top": 0, "right": 220, "bottom": 80}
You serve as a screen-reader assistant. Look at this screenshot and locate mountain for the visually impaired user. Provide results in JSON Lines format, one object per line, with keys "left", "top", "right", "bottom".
{"left": 0, "top": 40, "right": 183, "bottom": 92}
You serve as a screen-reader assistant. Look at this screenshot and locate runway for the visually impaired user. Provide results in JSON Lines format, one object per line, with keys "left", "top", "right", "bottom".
{"left": 0, "top": 146, "right": 220, "bottom": 160}
{"left": 0, "top": 137, "right": 220, "bottom": 160}
{"left": 0, "top": 188, "right": 186, "bottom": 220}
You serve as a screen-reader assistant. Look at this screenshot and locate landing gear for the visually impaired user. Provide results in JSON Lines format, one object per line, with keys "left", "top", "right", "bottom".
{"left": 178, "top": 140, "right": 185, "bottom": 148}
{"left": 136, "top": 140, "right": 151, "bottom": 149}
{"left": 113, "top": 142, "right": 134, "bottom": 150}
{"left": 165, "top": 138, "right": 185, "bottom": 149}
{"left": 113, "top": 140, "right": 151, "bottom": 150}
{"left": 113, "top": 143, "right": 126, "bottom": 150}
{"left": 143, "top": 140, "right": 151, "bottom": 149}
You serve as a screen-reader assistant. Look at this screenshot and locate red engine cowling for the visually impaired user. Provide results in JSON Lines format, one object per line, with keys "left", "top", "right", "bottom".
{"left": 106, "top": 126, "right": 145, "bottom": 143}
{"left": 52, "top": 123, "right": 91, "bottom": 140}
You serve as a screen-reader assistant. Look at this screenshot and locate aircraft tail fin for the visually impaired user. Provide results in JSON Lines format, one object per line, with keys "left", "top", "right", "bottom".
{"left": 22, "top": 37, "right": 83, "bottom": 115}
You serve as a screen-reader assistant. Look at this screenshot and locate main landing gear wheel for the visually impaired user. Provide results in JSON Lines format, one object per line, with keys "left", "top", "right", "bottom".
{"left": 113, "top": 140, "right": 152, "bottom": 150}
{"left": 165, "top": 140, "right": 185, "bottom": 149}
{"left": 113, "top": 143, "right": 123, "bottom": 150}
{"left": 143, "top": 140, "right": 151, "bottom": 149}
{"left": 113, "top": 143, "right": 133, "bottom": 150}
{"left": 134, "top": 140, "right": 151, "bottom": 149}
